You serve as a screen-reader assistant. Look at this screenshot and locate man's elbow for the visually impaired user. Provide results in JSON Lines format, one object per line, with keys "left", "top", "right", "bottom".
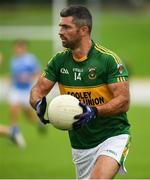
{"left": 122, "top": 98, "right": 130, "bottom": 113}
{"left": 29, "top": 88, "right": 35, "bottom": 109}
{"left": 29, "top": 94, "right": 34, "bottom": 109}
{"left": 123, "top": 104, "right": 130, "bottom": 113}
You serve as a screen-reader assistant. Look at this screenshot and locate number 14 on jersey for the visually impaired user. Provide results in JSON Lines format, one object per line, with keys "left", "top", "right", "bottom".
{"left": 74, "top": 72, "right": 81, "bottom": 81}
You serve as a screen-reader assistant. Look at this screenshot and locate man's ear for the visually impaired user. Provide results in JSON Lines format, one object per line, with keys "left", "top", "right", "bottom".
{"left": 80, "top": 26, "right": 89, "bottom": 36}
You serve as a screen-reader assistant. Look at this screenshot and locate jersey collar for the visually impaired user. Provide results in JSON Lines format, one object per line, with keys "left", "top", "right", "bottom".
{"left": 72, "top": 40, "right": 95, "bottom": 62}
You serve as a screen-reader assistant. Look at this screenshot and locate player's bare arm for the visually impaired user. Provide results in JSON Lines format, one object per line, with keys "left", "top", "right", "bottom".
{"left": 97, "top": 81, "right": 130, "bottom": 117}
{"left": 30, "top": 76, "right": 55, "bottom": 109}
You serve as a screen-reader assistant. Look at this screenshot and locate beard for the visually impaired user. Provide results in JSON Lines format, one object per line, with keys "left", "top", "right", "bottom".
{"left": 62, "top": 38, "right": 81, "bottom": 50}
{"left": 60, "top": 30, "right": 81, "bottom": 50}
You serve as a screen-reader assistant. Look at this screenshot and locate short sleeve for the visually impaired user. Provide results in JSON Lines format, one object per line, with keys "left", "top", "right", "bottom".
{"left": 43, "top": 55, "right": 59, "bottom": 82}
{"left": 106, "top": 55, "right": 128, "bottom": 84}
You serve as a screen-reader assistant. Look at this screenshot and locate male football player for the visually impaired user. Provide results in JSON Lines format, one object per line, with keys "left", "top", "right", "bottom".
{"left": 30, "top": 6, "right": 131, "bottom": 179}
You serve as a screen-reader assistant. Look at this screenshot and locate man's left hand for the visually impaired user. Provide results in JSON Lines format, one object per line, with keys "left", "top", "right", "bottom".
{"left": 73, "top": 102, "right": 98, "bottom": 130}
{"left": 35, "top": 96, "right": 50, "bottom": 125}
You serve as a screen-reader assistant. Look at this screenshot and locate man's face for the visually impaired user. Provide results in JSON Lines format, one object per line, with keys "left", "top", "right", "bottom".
{"left": 15, "top": 44, "right": 27, "bottom": 56}
{"left": 59, "top": 16, "right": 82, "bottom": 49}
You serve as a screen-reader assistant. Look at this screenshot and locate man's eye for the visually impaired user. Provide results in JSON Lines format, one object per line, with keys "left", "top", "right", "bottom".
{"left": 64, "top": 26, "right": 69, "bottom": 29}
{"left": 63, "top": 25, "right": 72, "bottom": 29}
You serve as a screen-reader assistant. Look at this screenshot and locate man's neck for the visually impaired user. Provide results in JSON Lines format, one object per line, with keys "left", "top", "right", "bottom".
{"left": 72, "top": 38, "right": 92, "bottom": 61}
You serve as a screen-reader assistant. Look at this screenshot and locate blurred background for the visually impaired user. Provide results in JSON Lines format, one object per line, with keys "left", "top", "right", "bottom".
{"left": 0, "top": 0, "right": 150, "bottom": 178}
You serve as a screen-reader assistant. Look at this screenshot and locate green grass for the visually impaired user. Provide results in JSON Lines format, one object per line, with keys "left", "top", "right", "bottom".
{"left": 0, "top": 104, "right": 150, "bottom": 179}
{"left": 0, "top": 103, "right": 75, "bottom": 179}
{"left": 99, "top": 11, "right": 150, "bottom": 78}
{"left": 0, "top": 6, "right": 52, "bottom": 25}
{"left": 116, "top": 105, "right": 150, "bottom": 179}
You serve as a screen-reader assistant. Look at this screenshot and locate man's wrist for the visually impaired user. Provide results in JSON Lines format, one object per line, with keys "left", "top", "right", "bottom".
{"left": 34, "top": 99, "right": 42, "bottom": 110}
{"left": 91, "top": 106, "right": 98, "bottom": 118}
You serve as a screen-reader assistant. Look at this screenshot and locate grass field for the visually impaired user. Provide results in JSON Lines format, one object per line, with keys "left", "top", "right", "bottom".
{"left": 0, "top": 104, "right": 150, "bottom": 179}
{"left": 0, "top": 5, "right": 150, "bottom": 179}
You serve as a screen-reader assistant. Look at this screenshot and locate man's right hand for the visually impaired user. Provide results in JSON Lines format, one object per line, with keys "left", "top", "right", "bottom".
{"left": 35, "top": 97, "right": 50, "bottom": 124}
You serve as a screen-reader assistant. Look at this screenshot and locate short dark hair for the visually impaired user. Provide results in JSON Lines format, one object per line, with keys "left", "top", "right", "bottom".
{"left": 60, "top": 5, "right": 92, "bottom": 33}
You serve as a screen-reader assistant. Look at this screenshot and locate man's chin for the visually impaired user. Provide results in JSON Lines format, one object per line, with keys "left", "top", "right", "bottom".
{"left": 62, "top": 43, "right": 69, "bottom": 48}
{"left": 61, "top": 41, "right": 74, "bottom": 49}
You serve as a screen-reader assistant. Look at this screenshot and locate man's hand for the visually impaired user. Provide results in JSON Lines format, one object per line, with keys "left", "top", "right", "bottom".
{"left": 35, "top": 97, "right": 50, "bottom": 124}
{"left": 73, "top": 102, "right": 98, "bottom": 130}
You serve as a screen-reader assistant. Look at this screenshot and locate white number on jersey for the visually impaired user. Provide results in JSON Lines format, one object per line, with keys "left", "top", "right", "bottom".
{"left": 74, "top": 72, "right": 81, "bottom": 81}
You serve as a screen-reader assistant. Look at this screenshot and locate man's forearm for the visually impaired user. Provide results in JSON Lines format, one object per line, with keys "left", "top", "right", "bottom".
{"left": 96, "top": 95, "right": 130, "bottom": 117}
{"left": 30, "top": 85, "right": 43, "bottom": 109}
{"left": 29, "top": 76, "right": 55, "bottom": 109}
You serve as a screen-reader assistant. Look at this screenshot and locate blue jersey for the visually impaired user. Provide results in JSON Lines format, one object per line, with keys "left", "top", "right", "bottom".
{"left": 10, "top": 53, "right": 40, "bottom": 89}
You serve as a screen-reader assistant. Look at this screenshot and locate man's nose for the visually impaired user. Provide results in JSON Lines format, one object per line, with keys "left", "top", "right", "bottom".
{"left": 58, "top": 28, "right": 63, "bottom": 36}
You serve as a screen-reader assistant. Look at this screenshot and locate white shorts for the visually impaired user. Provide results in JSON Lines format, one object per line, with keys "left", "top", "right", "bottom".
{"left": 9, "top": 87, "right": 31, "bottom": 107}
{"left": 72, "top": 134, "right": 131, "bottom": 179}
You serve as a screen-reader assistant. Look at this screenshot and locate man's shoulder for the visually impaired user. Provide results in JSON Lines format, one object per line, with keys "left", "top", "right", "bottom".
{"left": 47, "top": 48, "right": 70, "bottom": 66}
{"left": 94, "top": 43, "right": 121, "bottom": 63}
{"left": 55, "top": 48, "right": 70, "bottom": 58}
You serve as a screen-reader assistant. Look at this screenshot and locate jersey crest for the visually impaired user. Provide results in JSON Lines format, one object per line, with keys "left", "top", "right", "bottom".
{"left": 88, "top": 67, "right": 96, "bottom": 79}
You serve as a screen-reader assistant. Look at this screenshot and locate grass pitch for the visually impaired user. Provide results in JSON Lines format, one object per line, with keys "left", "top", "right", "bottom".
{"left": 0, "top": 104, "right": 150, "bottom": 179}
{"left": 0, "top": 5, "right": 150, "bottom": 179}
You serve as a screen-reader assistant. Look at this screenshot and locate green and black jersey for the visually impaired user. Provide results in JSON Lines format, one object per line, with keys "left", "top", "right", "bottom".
{"left": 43, "top": 41, "right": 130, "bottom": 149}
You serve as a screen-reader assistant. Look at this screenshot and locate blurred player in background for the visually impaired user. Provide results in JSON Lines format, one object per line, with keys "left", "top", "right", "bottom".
{"left": 0, "top": 124, "right": 22, "bottom": 146}
{"left": 0, "top": 125, "right": 10, "bottom": 137}
{"left": 0, "top": 52, "right": 20, "bottom": 145}
{"left": 30, "top": 6, "right": 131, "bottom": 179}
{"left": 0, "top": 54, "right": 9, "bottom": 138}
{"left": 9, "top": 40, "right": 41, "bottom": 148}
